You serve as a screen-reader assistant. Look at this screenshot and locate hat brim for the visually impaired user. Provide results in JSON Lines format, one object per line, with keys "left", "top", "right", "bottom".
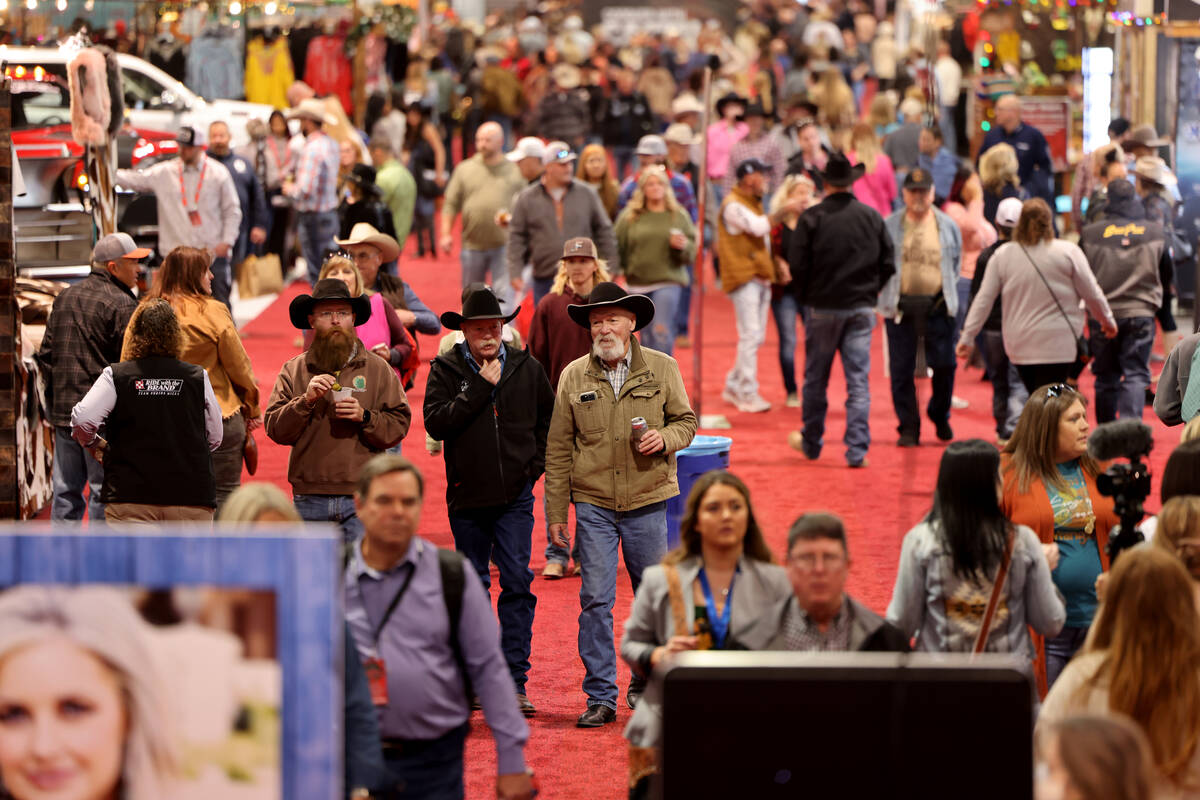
{"left": 822, "top": 163, "right": 867, "bottom": 186}
{"left": 123, "top": 247, "right": 153, "bottom": 259}
{"left": 334, "top": 233, "right": 401, "bottom": 262}
{"left": 288, "top": 292, "right": 372, "bottom": 330}
{"left": 567, "top": 295, "right": 656, "bottom": 332}
{"left": 439, "top": 308, "right": 520, "bottom": 331}
{"left": 287, "top": 108, "right": 337, "bottom": 125}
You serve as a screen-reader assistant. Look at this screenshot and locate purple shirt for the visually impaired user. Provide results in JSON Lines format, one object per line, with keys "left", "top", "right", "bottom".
{"left": 344, "top": 536, "right": 528, "bottom": 774}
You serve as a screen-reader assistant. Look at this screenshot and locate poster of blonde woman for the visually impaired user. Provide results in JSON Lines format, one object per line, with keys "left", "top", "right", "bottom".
{"left": 0, "top": 585, "right": 282, "bottom": 800}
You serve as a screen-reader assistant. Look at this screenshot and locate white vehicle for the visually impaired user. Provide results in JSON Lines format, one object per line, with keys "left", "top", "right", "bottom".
{"left": 0, "top": 46, "right": 275, "bottom": 146}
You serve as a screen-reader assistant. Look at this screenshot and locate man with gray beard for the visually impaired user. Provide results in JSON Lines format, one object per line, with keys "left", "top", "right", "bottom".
{"left": 543, "top": 283, "right": 697, "bottom": 727}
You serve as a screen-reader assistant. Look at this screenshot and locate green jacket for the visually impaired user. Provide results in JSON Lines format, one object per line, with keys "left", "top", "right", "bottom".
{"left": 375, "top": 159, "right": 417, "bottom": 247}
{"left": 544, "top": 337, "right": 697, "bottom": 524}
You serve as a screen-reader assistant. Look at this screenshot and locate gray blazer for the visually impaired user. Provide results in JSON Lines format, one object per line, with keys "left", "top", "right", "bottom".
{"left": 620, "top": 554, "right": 792, "bottom": 747}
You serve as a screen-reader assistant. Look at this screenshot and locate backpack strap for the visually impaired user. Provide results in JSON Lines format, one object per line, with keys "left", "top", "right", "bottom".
{"left": 437, "top": 548, "right": 474, "bottom": 700}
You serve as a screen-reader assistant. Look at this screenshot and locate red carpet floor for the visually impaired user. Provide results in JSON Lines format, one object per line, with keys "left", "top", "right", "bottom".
{"left": 238, "top": 240, "right": 1176, "bottom": 799}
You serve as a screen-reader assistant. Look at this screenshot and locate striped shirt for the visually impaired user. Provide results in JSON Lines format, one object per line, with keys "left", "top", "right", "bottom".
{"left": 290, "top": 130, "right": 340, "bottom": 213}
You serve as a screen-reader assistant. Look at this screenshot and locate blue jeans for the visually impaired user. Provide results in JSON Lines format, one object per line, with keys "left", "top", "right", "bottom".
{"left": 51, "top": 426, "right": 105, "bottom": 523}
{"left": 885, "top": 312, "right": 957, "bottom": 439}
{"left": 379, "top": 722, "right": 468, "bottom": 800}
{"left": 211, "top": 255, "right": 232, "bottom": 310}
{"left": 1045, "top": 625, "right": 1090, "bottom": 689}
{"left": 1089, "top": 316, "right": 1155, "bottom": 423}
{"left": 448, "top": 486, "right": 537, "bottom": 691}
{"left": 638, "top": 284, "right": 684, "bottom": 356}
{"left": 460, "top": 246, "right": 514, "bottom": 314}
{"left": 531, "top": 275, "right": 555, "bottom": 308}
{"left": 611, "top": 146, "right": 636, "bottom": 181}
{"left": 800, "top": 307, "right": 875, "bottom": 464}
{"left": 575, "top": 500, "right": 668, "bottom": 709}
{"left": 292, "top": 493, "right": 363, "bottom": 545}
{"left": 977, "top": 330, "right": 1027, "bottom": 439}
{"left": 771, "top": 291, "right": 800, "bottom": 395}
{"left": 675, "top": 265, "right": 694, "bottom": 337}
{"left": 953, "top": 275, "right": 972, "bottom": 345}
{"left": 297, "top": 209, "right": 340, "bottom": 284}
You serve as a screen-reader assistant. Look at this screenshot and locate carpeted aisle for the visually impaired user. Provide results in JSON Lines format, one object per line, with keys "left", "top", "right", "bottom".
{"left": 238, "top": 241, "right": 1175, "bottom": 799}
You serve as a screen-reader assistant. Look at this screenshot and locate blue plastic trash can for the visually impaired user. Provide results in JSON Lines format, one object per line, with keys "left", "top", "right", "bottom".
{"left": 665, "top": 435, "right": 733, "bottom": 549}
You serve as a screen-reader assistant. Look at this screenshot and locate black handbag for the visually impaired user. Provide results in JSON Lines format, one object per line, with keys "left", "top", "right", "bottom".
{"left": 1019, "top": 244, "right": 1091, "bottom": 377}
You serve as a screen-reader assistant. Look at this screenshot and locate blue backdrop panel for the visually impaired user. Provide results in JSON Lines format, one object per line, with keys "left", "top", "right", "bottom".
{"left": 0, "top": 524, "right": 342, "bottom": 800}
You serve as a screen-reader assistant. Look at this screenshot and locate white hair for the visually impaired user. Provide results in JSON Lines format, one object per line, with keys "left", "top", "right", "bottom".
{"left": 0, "top": 586, "right": 179, "bottom": 800}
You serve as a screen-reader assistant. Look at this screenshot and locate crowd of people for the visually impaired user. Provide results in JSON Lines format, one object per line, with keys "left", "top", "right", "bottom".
{"left": 20, "top": 2, "right": 1200, "bottom": 800}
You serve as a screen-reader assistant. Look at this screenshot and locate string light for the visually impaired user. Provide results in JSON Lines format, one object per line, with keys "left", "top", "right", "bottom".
{"left": 0, "top": 0, "right": 10, "bottom": 10}
{"left": 24, "top": 0, "right": 35, "bottom": 9}
{"left": 229, "top": 0, "right": 241, "bottom": 12}
{"left": 55, "top": 0, "right": 65, "bottom": 9}
{"left": 264, "top": 0, "right": 277, "bottom": 13}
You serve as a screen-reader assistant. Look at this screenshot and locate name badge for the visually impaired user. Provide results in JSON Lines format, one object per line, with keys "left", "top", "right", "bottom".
{"left": 188, "top": 209, "right": 203, "bottom": 226}
{"left": 363, "top": 656, "right": 389, "bottom": 706}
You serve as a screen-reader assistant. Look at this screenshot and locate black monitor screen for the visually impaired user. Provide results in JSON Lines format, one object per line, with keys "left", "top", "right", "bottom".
{"left": 660, "top": 652, "right": 1033, "bottom": 800}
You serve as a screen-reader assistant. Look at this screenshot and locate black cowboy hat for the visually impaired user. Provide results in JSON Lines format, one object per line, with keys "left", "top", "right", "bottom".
{"left": 567, "top": 282, "right": 656, "bottom": 332}
{"left": 440, "top": 284, "right": 519, "bottom": 330}
{"left": 715, "top": 92, "right": 746, "bottom": 118}
{"left": 289, "top": 278, "right": 371, "bottom": 330}
{"left": 820, "top": 152, "right": 866, "bottom": 187}
{"left": 346, "top": 163, "right": 382, "bottom": 197}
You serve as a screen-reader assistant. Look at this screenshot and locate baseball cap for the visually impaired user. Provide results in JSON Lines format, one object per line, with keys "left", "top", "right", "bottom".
{"left": 994, "top": 197, "right": 1023, "bottom": 228}
{"left": 635, "top": 135, "right": 668, "bottom": 158}
{"left": 903, "top": 169, "right": 933, "bottom": 190}
{"left": 542, "top": 140, "right": 576, "bottom": 166}
{"left": 663, "top": 123, "right": 700, "bottom": 146}
{"left": 735, "top": 158, "right": 770, "bottom": 181}
{"left": 93, "top": 232, "right": 152, "bottom": 262}
{"left": 176, "top": 126, "right": 206, "bottom": 147}
{"left": 563, "top": 237, "right": 598, "bottom": 259}
{"left": 506, "top": 137, "right": 546, "bottom": 163}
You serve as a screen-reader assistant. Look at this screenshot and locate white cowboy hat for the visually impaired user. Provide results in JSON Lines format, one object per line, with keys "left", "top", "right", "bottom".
{"left": 286, "top": 97, "right": 336, "bottom": 125}
{"left": 336, "top": 223, "right": 401, "bottom": 262}
{"left": 1134, "top": 155, "right": 1177, "bottom": 186}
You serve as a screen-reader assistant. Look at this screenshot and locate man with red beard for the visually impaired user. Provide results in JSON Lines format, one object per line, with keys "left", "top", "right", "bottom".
{"left": 266, "top": 279, "right": 412, "bottom": 541}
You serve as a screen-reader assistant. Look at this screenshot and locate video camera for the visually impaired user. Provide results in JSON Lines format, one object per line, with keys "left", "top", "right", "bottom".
{"left": 1087, "top": 419, "right": 1154, "bottom": 563}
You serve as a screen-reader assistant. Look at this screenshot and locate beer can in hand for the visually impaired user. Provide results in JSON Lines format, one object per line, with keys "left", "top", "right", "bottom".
{"left": 631, "top": 417, "right": 648, "bottom": 443}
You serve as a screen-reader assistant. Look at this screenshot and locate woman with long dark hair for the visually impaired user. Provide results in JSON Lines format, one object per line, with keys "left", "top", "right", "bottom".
{"left": 887, "top": 439, "right": 1065, "bottom": 661}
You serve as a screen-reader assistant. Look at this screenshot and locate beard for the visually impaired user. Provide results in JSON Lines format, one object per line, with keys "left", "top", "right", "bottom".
{"left": 592, "top": 334, "right": 627, "bottom": 363}
{"left": 309, "top": 328, "right": 356, "bottom": 374}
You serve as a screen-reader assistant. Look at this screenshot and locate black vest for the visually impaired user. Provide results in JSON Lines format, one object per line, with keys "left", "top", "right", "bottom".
{"left": 102, "top": 357, "right": 216, "bottom": 508}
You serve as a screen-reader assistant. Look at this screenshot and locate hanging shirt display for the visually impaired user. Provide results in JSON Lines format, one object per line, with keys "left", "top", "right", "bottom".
{"left": 187, "top": 27, "right": 244, "bottom": 101}
{"left": 305, "top": 34, "right": 353, "bottom": 114}
{"left": 146, "top": 34, "right": 187, "bottom": 83}
{"left": 245, "top": 36, "right": 295, "bottom": 109}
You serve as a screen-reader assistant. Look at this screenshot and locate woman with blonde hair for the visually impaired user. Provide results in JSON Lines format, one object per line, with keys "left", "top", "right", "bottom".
{"left": 315, "top": 255, "right": 418, "bottom": 389}
{"left": 613, "top": 166, "right": 697, "bottom": 356}
{"left": 0, "top": 586, "right": 179, "bottom": 800}
{"left": 126, "top": 246, "right": 260, "bottom": 507}
{"left": 997, "top": 383, "right": 1119, "bottom": 691}
{"left": 217, "top": 481, "right": 303, "bottom": 522}
{"left": 979, "top": 142, "right": 1024, "bottom": 225}
{"left": 1040, "top": 545, "right": 1200, "bottom": 797}
{"left": 810, "top": 67, "right": 857, "bottom": 134}
{"left": 867, "top": 93, "right": 899, "bottom": 138}
{"left": 848, "top": 122, "right": 896, "bottom": 216}
{"left": 576, "top": 143, "right": 621, "bottom": 221}
{"left": 769, "top": 173, "right": 819, "bottom": 406}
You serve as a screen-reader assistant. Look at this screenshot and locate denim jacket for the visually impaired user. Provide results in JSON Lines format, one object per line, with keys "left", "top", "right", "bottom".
{"left": 879, "top": 207, "right": 963, "bottom": 320}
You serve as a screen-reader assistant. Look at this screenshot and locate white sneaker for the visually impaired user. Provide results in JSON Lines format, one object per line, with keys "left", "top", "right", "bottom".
{"left": 785, "top": 392, "right": 800, "bottom": 408}
{"left": 951, "top": 395, "right": 969, "bottom": 410}
{"left": 721, "top": 388, "right": 741, "bottom": 407}
{"left": 736, "top": 394, "right": 771, "bottom": 413}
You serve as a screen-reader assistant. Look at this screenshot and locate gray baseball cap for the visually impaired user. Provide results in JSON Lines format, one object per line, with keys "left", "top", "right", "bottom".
{"left": 635, "top": 135, "right": 668, "bottom": 157}
{"left": 93, "top": 232, "right": 151, "bottom": 262}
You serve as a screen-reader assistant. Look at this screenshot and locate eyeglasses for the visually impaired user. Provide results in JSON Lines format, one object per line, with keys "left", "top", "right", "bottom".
{"left": 1045, "top": 384, "right": 1076, "bottom": 398}
{"left": 314, "top": 310, "right": 354, "bottom": 322}
{"left": 789, "top": 553, "right": 846, "bottom": 571}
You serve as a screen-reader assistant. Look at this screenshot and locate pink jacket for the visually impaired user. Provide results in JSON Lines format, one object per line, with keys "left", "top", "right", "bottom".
{"left": 851, "top": 151, "right": 898, "bottom": 218}
{"left": 942, "top": 198, "right": 997, "bottom": 280}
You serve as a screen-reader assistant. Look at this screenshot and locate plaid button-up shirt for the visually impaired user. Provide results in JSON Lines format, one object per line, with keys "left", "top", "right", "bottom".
{"left": 779, "top": 597, "right": 853, "bottom": 651}
{"left": 602, "top": 347, "right": 632, "bottom": 397}
{"left": 291, "top": 130, "right": 340, "bottom": 213}
{"left": 35, "top": 268, "right": 138, "bottom": 427}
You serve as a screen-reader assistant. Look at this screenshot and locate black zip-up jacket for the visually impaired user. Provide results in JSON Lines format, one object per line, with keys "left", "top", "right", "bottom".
{"left": 424, "top": 343, "right": 555, "bottom": 512}
{"left": 787, "top": 191, "right": 895, "bottom": 310}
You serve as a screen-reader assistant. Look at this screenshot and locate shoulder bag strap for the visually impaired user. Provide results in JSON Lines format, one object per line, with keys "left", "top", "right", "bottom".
{"left": 664, "top": 564, "right": 689, "bottom": 636}
{"left": 973, "top": 529, "right": 1017, "bottom": 654}
{"left": 1018, "top": 243, "right": 1081, "bottom": 340}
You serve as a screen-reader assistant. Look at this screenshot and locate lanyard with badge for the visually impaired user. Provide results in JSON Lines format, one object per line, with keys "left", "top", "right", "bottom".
{"left": 360, "top": 562, "right": 417, "bottom": 706}
{"left": 697, "top": 567, "right": 736, "bottom": 649}
{"left": 179, "top": 156, "right": 208, "bottom": 226}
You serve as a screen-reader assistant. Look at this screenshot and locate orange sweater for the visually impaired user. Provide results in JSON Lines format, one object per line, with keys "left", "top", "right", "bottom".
{"left": 1000, "top": 454, "right": 1118, "bottom": 695}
